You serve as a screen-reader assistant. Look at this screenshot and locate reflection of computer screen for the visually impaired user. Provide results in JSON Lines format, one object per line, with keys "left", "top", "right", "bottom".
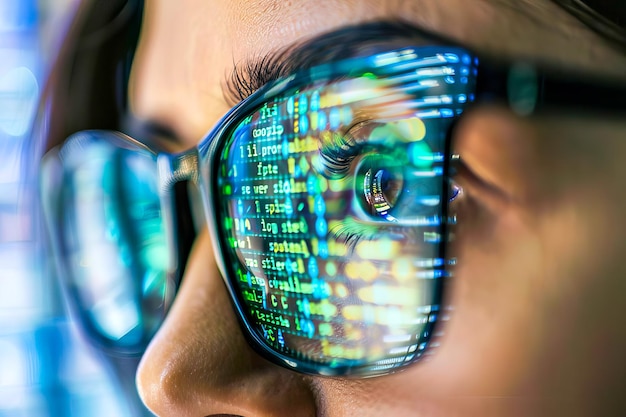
{"left": 216, "top": 48, "right": 470, "bottom": 373}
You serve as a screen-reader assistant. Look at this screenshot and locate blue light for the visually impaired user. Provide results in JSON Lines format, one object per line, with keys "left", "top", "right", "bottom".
{"left": 0, "top": 67, "right": 39, "bottom": 137}
{"left": 318, "top": 240, "right": 329, "bottom": 259}
{"left": 299, "top": 114, "right": 309, "bottom": 133}
{"left": 299, "top": 95, "right": 308, "bottom": 114}
{"left": 443, "top": 53, "right": 459, "bottom": 63}
{"left": 308, "top": 257, "right": 319, "bottom": 279}
{"left": 329, "top": 107, "right": 340, "bottom": 130}
{"left": 310, "top": 90, "right": 320, "bottom": 111}
{"left": 287, "top": 96, "right": 294, "bottom": 114}
{"left": 314, "top": 195, "right": 326, "bottom": 216}
{"left": 440, "top": 109, "right": 454, "bottom": 118}
{"left": 0, "top": 0, "right": 38, "bottom": 30}
{"left": 315, "top": 217, "right": 328, "bottom": 237}
{"left": 317, "top": 110, "right": 327, "bottom": 130}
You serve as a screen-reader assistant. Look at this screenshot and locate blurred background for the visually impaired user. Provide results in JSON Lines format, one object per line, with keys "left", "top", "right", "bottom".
{"left": 0, "top": 1, "right": 143, "bottom": 415}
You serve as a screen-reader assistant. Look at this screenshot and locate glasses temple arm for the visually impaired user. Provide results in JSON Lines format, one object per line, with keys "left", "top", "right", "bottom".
{"left": 475, "top": 59, "right": 626, "bottom": 115}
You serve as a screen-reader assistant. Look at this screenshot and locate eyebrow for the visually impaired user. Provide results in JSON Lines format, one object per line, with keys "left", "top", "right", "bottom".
{"left": 223, "top": 20, "right": 446, "bottom": 106}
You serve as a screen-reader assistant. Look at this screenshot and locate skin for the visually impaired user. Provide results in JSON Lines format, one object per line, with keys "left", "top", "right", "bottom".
{"left": 127, "top": 0, "right": 626, "bottom": 416}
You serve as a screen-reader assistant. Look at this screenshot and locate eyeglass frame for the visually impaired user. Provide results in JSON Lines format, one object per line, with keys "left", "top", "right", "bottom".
{"left": 42, "top": 41, "right": 626, "bottom": 378}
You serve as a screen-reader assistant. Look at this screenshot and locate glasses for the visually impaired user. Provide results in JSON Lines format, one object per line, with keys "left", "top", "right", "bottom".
{"left": 41, "top": 43, "right": 626, "bottom": 377}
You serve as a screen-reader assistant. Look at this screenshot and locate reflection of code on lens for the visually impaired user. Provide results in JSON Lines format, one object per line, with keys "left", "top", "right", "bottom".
{"left": 216, "top": 47, "right": 474, "bottom": 374}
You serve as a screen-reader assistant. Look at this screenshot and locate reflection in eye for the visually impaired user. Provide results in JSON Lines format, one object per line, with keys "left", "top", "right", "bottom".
{"left": 358, "top": 153, "right": 417, "bottom": 223}
{"left": 318, "top": 117, "right": 444, "bottom": 231}
{"left": 355, "top": 153, "right": 450, "bottom": 223}
{"left": 361, "top": 155, "right": 404, "bottom": 220}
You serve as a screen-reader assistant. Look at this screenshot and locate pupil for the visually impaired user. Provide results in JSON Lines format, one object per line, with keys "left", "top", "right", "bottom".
{"left": 362, "top": 159, "right": 403, "bottom": 221}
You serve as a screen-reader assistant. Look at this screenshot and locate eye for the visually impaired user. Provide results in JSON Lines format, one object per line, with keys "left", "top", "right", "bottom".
{"left": 215, "top": 64, "right": 466, "bottom": 372}
{"left": 356, "top": 153, "right": 404, "bottom": 221}
{"left": 353, "top": 151, "right": 445, "bottom": 225}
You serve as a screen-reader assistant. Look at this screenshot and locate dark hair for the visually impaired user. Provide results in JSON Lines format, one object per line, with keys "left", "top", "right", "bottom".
{"left": 38, "top": 0, "right": 143, "bottom": 152}
{"left": 551, "top": 0, "right": 626, "bottom": 52}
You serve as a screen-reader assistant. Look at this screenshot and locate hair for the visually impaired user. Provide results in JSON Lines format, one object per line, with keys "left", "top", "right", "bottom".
{"left": 35, "top": 0, "right": 143, "bottom": 153}
{"left": 35, "top": 0, "right": 625, "bottom": 153}
{"left": 551, "top": 0, "right": 625, "bottom": 51}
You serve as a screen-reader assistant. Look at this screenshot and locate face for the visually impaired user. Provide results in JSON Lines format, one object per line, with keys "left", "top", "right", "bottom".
{"left": 124, "top": 1, "right": 626, "bottom": 416}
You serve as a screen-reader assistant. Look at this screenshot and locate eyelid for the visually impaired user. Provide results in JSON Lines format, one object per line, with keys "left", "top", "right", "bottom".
{"left": 224, "top": 20, "right": 445, "bottom": 105}
{"left": 122, "top": 116, "right": 182, "bottom": 152}
{"left": 452, "top": 155, "right": 513, "bottom": 214}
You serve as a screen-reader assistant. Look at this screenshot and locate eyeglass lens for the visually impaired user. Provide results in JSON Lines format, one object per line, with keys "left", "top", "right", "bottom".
{"left": 214, "top": 48, "right": 473, "bottom": 373}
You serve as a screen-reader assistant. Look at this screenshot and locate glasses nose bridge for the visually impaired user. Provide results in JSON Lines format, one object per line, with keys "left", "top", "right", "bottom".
{"left": 156, "top": 149, "right": 201, "bottom": 281}
{"left": 157, "top": 149, "right": 200, "bottom": 191}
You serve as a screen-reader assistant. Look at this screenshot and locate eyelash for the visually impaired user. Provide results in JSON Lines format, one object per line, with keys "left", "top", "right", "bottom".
{"left": 228, "top": 54, "right": 288, "bottom": 103}
{"left": 320, "top": 127, "right": 458, "bottom": 252}
{"left": 319, "top": 124, "right": 390, "bottom": 251}
{"left": 329, "top": 217, "right": 384, "bottom": 253}
{"left": 317, "top": 119, "right": 374, "bottom": 178}
{"left": 318, "top": 132, "right": 361, "bottom": 178}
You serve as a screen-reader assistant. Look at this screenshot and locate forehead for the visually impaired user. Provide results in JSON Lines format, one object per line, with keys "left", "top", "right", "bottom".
{"left": 130, "top": 0, "right": 625, "bottom": 146}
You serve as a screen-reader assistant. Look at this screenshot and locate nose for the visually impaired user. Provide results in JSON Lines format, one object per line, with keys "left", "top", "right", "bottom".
{"left": 136, "top": 229, "right": 317, "bottom": 416}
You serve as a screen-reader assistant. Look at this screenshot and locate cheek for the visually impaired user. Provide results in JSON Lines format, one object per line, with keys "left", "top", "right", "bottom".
{"left": 439, "top": 207, "right": 545, "bottom": 395}
{"left": 310, "top": 113, "right": 626, "bottom": 416}
{"left": 434, "top": 108, "right": 549, "bottom": 394}
{"left": 434, "top": 110, "right": 626, "bottom": 406}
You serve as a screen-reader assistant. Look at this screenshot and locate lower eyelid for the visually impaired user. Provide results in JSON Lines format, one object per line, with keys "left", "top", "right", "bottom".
{"left": 328, "top": 218, "right": 383, "bottom": 252}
